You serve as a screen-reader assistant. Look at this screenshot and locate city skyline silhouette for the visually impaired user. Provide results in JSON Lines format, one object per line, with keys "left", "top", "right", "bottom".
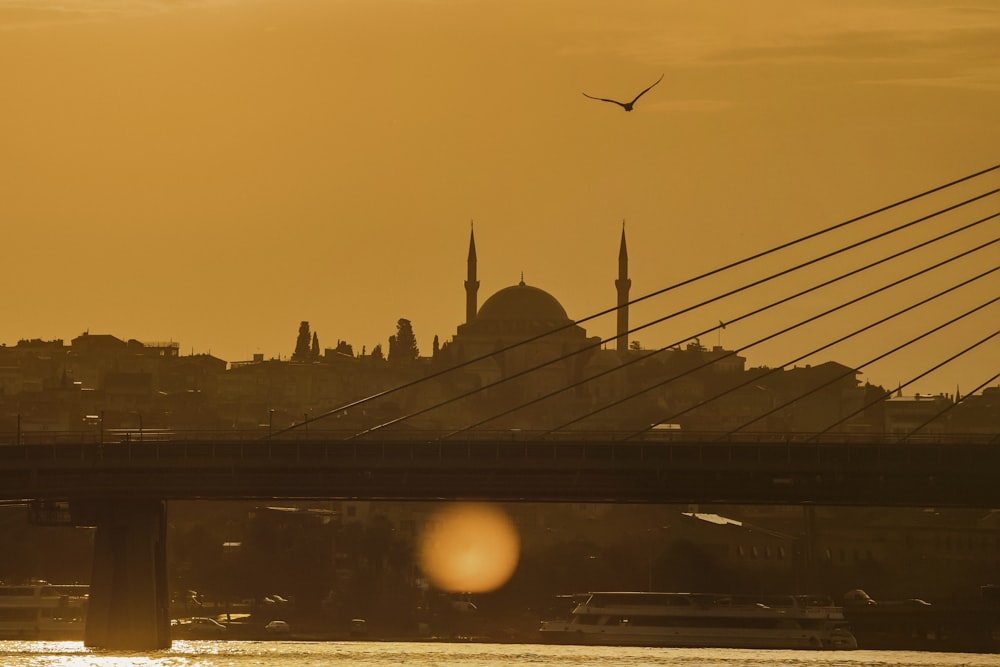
{"left": 2, "top": 0, "right": 997, "bottom": 397}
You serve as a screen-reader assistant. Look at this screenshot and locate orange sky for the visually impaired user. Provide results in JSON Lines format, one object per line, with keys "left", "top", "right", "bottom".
{"left": 2, "top": 0, "right": 998, "bottom": 396}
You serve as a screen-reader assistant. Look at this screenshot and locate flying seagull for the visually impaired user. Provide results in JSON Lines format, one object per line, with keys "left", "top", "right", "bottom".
{"left": 583, "top": 73, "right": 664, "bottom": 112}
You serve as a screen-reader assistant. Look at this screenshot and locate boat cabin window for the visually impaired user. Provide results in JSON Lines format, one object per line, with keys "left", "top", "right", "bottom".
{"left": 589, "top": 593, "right": 693, "bottom": 607}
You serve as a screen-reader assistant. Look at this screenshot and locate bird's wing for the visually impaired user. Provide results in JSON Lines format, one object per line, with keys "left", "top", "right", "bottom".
{"left": 582, "top": 92, "right": 627, "bottom": 108}
{"left": 628, "top": 73, "right": 665, "bottom": 105}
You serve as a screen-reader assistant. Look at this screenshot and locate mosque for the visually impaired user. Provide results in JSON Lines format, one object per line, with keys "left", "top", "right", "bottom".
{"left": 432, "top": 226, "right": 655, "bottom": 430}
{"left": 454, "top": 225, "right": 632, "bottom": 352}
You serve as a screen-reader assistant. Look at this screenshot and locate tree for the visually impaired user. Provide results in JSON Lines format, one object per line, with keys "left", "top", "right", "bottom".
{"left": 370, "top": 344, "right": 384, "bottom": 361}
{"left": 311, "top": 332, "right": 320, "bottom": 359}
{"left": 388, "top": 318, "right": 418, "bottom": 363}
{"left": 432, "top": 335, "right": 440, "bottom": 359}
{"left": 293, "top": 321, "right": 311, "bottom": 361}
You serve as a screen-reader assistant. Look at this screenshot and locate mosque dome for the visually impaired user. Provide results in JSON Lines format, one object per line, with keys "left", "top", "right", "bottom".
{"left": 476, "top": 281, "right": 571, "bottom": 326}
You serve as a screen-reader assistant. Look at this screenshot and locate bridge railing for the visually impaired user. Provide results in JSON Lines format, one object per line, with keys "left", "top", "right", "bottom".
{"left": 1, "top": 428, "right": 995, "bottom": 447}
{"left": 2, "top": 433, "right": 997, "bottom": 471}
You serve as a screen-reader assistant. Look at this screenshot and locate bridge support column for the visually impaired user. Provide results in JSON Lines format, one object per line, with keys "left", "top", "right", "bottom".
{"left": 82, "top": 499, "right": 171, "bottom": 650}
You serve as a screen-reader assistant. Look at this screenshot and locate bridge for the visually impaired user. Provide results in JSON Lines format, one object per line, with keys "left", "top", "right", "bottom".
{"left": 2, "top": 164, "right": 997, "bottom": 650}
{"left": 3, "top": 431, "right": 998, "bottom": 649}
{"left": 4, "top": 431, "right": 998, "bottom": 649}
{"left": 3, "top": 431, "right": 999, "bottom": 507}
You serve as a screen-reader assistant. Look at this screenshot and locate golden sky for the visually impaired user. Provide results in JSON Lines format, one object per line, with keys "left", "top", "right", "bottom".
{"left": 2, "top": 0, "right": 998, "bottom": 396}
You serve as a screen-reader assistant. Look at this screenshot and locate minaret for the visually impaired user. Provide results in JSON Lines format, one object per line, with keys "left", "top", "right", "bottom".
{"left": 465, "top": 223, "right": 479, "bottom": 324}
{"left": 615, "top": 222, "right": 631, "bottom": 353}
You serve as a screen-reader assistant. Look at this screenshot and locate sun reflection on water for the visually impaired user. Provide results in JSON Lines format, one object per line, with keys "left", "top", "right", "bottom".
{"left": 3, "top": 639, "right": 1000, "bottom": 667}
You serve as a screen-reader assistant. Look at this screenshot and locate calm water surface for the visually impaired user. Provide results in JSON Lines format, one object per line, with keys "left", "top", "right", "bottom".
{"left": 1, "top": 641, "right": 995, "bottom": 667}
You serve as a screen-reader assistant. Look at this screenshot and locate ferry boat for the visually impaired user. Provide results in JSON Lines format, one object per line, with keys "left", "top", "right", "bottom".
{"left": 0, "top": 581, "right": 88, "bottom": 640}
{"left": 539, "top": 591, "right": 858, "bottom": 650}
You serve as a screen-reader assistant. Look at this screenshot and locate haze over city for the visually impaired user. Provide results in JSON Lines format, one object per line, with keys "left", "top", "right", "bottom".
{"left": 3, "top": 0, "right": 998, "bottom": 397}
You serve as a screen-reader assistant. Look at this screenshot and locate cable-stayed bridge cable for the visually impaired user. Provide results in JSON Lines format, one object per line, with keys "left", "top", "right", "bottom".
{"left": 442, "top": 226, "right": 999, "bottom": 438}
{"left": 564, "top": 264, "right": 999, "bottom": 440}
{"left": 805, "top": 329, "right": 999, "bottom": 441}
{"left": 719, "top": 301, "right": 999, "bottom": 440}
{"left": 895, "top": 371, "right": 1000, "bottom": 443}
{"left": 271, "top": 166, "right": 1000, "bottom": 437}
{"left": 606, "top": 267, "right": 1000, "bottom": 440}
{"left": 352, "top": 205, "right": 999, "bottom": 439}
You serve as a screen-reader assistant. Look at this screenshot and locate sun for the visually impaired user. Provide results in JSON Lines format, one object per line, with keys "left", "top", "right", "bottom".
{"left": 417, "top": 502, "right": 521, "bottom": 593}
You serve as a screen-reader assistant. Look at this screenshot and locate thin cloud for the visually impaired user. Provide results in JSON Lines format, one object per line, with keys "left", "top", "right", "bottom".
{"left": 0, "top": 0, "right": 240, "bottom": 29}
{"left": 703, "top": 26, "right": 1000, "bottom": 93}
{"left": 860, "top": 70, "right": 1000, "bottom": 92}
{"left": 706, "top": 25, "right": 1000, "bottom": 64}
{"left": 560, "top": 2, "right": 1000, "bottom": 77}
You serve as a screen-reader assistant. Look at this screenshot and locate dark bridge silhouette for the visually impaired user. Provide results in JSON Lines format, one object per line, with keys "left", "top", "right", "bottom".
{"left": 3, "top": 163, "right": 996, "bottom": 650}
{"left": 4, "top": 431, "right": 1000, "bottom": 507}
{"left": 4, "top": 431, "right": 998, "bottom": 650}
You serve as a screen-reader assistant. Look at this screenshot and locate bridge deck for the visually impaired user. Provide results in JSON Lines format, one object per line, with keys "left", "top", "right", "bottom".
{"left": 2, "top": 434, "right": 998, "bottom": 507}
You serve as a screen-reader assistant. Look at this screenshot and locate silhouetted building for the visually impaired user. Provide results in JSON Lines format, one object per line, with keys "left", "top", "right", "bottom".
{"left": 949, "top": 386, "right": 1000, "bottom": 434}
{"left": 0, "top": 232, "right": 987, "bottom": 439}
{"left": 883, "top": 393, "right": 953, "bottom": 435}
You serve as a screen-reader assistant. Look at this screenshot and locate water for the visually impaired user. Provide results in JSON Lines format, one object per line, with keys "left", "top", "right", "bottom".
{"left": 1, "top": 641, "right": 995, "bottom": 667}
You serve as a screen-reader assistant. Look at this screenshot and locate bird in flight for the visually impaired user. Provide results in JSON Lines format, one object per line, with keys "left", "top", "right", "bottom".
{"left": 583, "top": 73, "right": 664, "bottom": 112}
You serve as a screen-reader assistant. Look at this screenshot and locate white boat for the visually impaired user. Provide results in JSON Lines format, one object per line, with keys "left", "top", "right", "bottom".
{"left": 539, "top": 591, "right": 858, "bottom": 650}
{"left": 0, "top": 581, "right": 88, "bottom": 640}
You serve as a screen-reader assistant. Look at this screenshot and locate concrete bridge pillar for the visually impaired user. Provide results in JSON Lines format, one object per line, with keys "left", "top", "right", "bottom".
{"left": 82, "top": 499, "right": 171, "bottom": 650}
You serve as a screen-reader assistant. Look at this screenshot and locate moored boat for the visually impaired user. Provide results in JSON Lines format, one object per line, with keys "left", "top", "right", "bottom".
{"left": 539, "top": 591, "right": 857, "bottom": 650}
{"left": 0, "top": 581, "right": 88, "bottom": 640}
